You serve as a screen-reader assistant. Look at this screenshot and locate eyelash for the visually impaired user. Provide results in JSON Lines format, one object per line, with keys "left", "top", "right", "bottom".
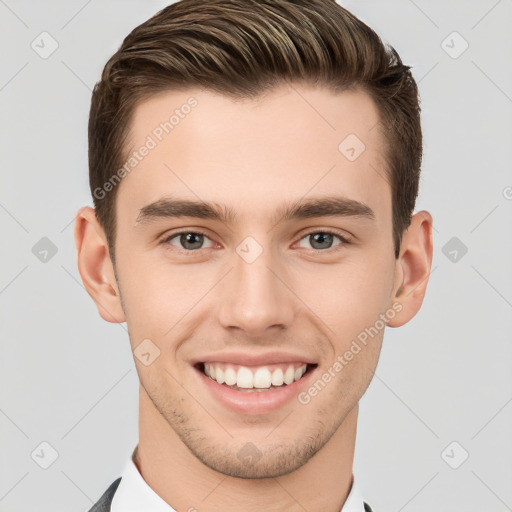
{"left": 159, "top": 229, "right": 352, "bottom": 255}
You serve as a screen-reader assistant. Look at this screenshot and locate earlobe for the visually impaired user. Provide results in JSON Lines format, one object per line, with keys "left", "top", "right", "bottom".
{"left": 74, "top": 206, "right": 126, "bottom": 324}
{"left": 387, "top": 210, "right": 434, "bottom": 328}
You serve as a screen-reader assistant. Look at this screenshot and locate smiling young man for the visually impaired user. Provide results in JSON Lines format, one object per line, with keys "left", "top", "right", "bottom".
{"left": 74, "top": 1, "right": 433, "bottom": 511}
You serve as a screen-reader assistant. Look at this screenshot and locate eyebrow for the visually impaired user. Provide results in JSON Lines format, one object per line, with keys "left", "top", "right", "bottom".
{"left": 135, "top": 195, "right": 375, "bottom": 227}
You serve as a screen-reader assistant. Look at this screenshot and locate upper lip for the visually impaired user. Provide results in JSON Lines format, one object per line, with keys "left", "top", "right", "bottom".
{"left": 192, "top": 351, "right": 317, "bottom": 367}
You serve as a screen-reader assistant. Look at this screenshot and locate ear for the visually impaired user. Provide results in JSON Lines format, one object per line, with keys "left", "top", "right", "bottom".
{"left": 74, "top": 206, "right": 126, "bottom": 323}
{"left": 387, "top": 210, "right": 434, "bottom": 327}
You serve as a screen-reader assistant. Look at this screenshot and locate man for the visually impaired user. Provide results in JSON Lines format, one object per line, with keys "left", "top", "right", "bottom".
{"left": 74, "top": 0, "right": 433, "bottom": 510}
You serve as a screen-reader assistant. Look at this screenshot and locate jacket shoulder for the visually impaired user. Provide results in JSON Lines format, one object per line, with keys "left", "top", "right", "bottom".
{"left": 364, "top": 502, "right": 374, "bottom": 512}
{"left": 88, "top": 477, "right": 122, "bottom": 512}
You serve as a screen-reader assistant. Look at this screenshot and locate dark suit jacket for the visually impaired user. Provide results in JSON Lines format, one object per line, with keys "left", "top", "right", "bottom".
{"left": 88, "top": 478, "right": 374, "bottom": 512}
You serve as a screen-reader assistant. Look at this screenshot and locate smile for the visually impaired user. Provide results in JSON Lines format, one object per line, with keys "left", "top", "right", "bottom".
{"left": 201, "top": 362, "right": 312, "bottom": 391}
{"left": 193, "top": 359, "right": 318, "bottom": 415}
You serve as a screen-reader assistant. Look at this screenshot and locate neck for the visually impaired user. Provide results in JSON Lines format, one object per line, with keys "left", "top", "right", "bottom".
{"left": 135, "top": 385, "right": 358, "bottom": 512}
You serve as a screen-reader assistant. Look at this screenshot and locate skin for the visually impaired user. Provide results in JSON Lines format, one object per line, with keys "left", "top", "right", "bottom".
{"left": 75, "top": 83, "right": 433, "bottom": 512}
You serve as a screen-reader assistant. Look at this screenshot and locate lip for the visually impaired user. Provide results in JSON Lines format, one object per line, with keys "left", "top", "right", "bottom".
{"left": 193, "top": 362, "right": 318, "bottom": 415}
{"left": 191, "top": 351, "right": 317, "bottom": 367}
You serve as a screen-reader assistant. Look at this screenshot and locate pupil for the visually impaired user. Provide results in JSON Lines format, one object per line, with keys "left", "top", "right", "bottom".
{"left": 181, "top": 233, "right": 203, "bottom": 250}
{"left": 311, "top": 232, "right": 333, "bottom": 250}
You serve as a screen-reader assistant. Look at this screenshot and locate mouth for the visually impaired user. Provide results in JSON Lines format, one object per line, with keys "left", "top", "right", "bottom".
{"left": 195, "top": 361, "right": 317, "bottom": 392}
{"left": 193, "top": 360, "right": 318, "bottom": 415}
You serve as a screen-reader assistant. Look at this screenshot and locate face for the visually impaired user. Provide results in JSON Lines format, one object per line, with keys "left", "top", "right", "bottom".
{"left": 103, "top": 84, "right": 404, "bottom": 477}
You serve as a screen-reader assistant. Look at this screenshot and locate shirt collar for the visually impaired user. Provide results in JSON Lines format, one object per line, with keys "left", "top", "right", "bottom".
{"left": 111, "top": 447, "right": 366, "bottom": 512}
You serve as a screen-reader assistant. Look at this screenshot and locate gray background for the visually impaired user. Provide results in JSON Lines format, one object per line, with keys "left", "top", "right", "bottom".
{"left": 1, "top": 1, "right": 511, "bottom": 511}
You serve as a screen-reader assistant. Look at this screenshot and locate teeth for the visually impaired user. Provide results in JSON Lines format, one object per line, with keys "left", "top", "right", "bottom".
{"left": 284, "top": 366, "right": 295, "bottom": 385}
{"left": 224, "top": 366, "right": 237, "bottom": 385}
{"left": 203, "top": 362, "right": 308, "bottom": 390}
{"left": 271, "top": 368, "right": 284, "bottom": 386}
{"left": 253, "top": 367, "right": 272, "bottom": 389}
{"left": 215, "top": 366, "right": 225, "bottom": 384}
{"left": 236, "top": 367, "right": 253, "bottom": 388}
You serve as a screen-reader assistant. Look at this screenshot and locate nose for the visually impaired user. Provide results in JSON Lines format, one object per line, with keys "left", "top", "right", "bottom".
{"left": 217, "top": 244, "right": 295, "bottom": 338}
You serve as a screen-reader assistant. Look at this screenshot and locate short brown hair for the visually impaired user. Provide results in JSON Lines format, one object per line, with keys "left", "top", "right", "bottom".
{"left": 88, "top": 0, "right": 422, "bottom": 264}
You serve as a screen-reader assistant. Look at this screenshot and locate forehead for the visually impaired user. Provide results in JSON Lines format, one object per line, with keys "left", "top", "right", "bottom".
{"left": 117, "top": 84, "right": 390, "bottom": 227}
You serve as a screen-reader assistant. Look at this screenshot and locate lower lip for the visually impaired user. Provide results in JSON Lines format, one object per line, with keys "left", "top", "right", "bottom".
{"left": 195, "top": 365, "right": 316, "bottom": 415}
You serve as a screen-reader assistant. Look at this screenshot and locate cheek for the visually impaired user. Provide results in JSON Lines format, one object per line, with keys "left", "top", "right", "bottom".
{"left": 290, "top": 248, "right": 395, "bottom": 337}
{"left": 116, "top": 250, "right": 215, "bottom": 336}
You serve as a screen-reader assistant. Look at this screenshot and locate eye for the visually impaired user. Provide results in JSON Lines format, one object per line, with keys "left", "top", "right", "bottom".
{"left": 296, "top": 230, "right": 351, "bottom": 251}
{"left": 162, "top": 231, "right": 215, "bottom": 251}
{"left": 160, "top": 229, "right": 351, "bottom": 254}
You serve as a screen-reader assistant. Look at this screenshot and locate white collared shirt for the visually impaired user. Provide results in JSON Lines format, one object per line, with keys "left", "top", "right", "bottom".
{"left": 111, "top": 447, "right": 367, "bottom": 512}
